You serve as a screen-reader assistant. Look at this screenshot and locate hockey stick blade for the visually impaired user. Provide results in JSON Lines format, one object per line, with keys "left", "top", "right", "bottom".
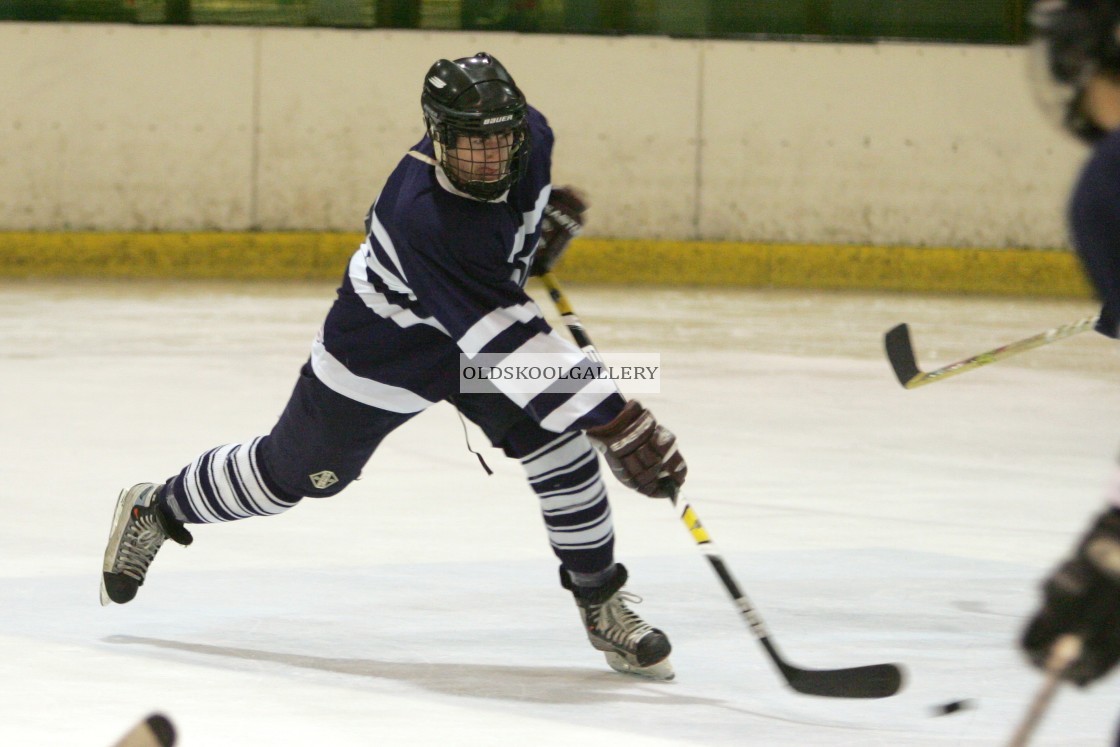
{"left": 884, "top": 323, "right": 921, "bottom": 388}
{"left": 711, "top": 553, "right": 904, "bottom": 698}
{"left": 777, "top": 654, "right": 904, "bottom": 699}
{"left": 884, "top": 316, "right": 1098, "bottom": 390}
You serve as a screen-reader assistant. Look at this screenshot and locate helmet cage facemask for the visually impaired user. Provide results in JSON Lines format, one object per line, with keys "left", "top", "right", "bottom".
{"left": 425, "top": 111, "right": 529, "bottom": 200}
{"left": 1029, "top": 0, "right": 1120, "bottom": 143}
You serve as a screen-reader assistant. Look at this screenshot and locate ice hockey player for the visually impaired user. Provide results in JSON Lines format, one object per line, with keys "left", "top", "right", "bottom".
{"left": 1022, "top": 0, "right": 1120, "bottom": 690}
{"left": 99, "top": 52, "right": 686, "bottom": 681}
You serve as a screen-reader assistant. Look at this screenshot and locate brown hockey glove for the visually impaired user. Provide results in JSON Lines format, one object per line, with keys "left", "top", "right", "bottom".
{"left": 1022, "top": 508, "right": 1120, "bottom": 686}
{"left": 586, "top": 400, "right": 687, "bottom": 498}
{"left": 530, "top": 186, "right": 587, "bottom": 277}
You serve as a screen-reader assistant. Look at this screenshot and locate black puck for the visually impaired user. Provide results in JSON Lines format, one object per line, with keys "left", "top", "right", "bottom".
{"left": 932, "top": 699, "right": 975, "bottom": 716}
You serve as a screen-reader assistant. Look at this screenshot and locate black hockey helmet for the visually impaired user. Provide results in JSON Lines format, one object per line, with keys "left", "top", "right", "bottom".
{"left": 421, "top": 52, "right": 530, "bottom": 199}
{"left": 1030, "top": 0, "right": 1120, "bottom": 142}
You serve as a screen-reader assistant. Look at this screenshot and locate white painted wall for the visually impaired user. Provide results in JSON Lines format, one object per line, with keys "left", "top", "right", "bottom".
{"left": 700, "top": 41, "right": 1086, "bottom": 248}
{"left": 0, "top": 23, "right": 1089, "bottom": 247}
{"left": 2, "top": 24, "right": 255, "bottom": 230}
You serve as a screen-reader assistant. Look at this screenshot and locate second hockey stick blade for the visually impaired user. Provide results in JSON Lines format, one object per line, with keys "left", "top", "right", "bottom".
{"left": 884, "top": 323, "right": 922, "bottom": 388}
{"left": 884, "top": 316, "right": 1099, "bottom": 390}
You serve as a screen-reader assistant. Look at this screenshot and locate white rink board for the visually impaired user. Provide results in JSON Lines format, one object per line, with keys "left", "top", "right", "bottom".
{"left": 0, "top": 24, "right": 1089, "bottom": 246}
{"left": 255, "top": 28, "right": 452, "bottom": 231}
{"left": 700, "top": 41, "right": 1085, "bottom": 248}
{"left": 0, "top": 24, "right": 255, "bottom": 230}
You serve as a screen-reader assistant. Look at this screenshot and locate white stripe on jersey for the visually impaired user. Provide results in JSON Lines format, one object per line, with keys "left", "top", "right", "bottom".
{"left": 507, "top": 185, "right": 550, "bottom": 262}
{"left": 491, "top": 333, "right": 590, "bottom": 406}
{"left": 311, "top": 339, "right": 437, "bottom": 414}
{"left": 460, "top": 304, "right": 622, "bottom": 429}
{"left": 348, "top": 243, "right": 450, "bottom": 334}
{"left": 357, "top": 238, "right": 410, "bottom": 297}
{"left": 539, "top": 384, "right": 618, "bottom": 432}
{"left": 458, "top": 301, "right": 543, "bottom": 356}
{"left": 366, "top": 205, "right": 410, "bottom": 285}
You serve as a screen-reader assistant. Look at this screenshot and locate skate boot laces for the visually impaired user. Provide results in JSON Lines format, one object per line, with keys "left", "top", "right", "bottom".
{"left": 114, "top": 507, "right": 170, "bottom": 583}
{"left": 592, "top": 590, "right": 656, "bottom": 648}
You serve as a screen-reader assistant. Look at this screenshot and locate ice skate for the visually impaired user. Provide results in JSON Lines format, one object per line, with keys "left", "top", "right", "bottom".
{"left": 561, "top": 564, "right": 674, "bottom": 681}
{"left": 100, "top": 483, "right": 192, "bottom": 606}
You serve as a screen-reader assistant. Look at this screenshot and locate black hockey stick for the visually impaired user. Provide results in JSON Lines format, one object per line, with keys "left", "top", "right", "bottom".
{"left": 884, "top": 316, "right": 1098, "bottom": 389}
{"left": 539, "top": 272, "right": 904, "bottom": 699}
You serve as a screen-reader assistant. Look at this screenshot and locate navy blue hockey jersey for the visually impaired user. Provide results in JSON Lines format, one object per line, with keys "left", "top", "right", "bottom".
{"left": 1069, "top": 126, "right": 1120, "bottom": 334}
{"left": 312, "top": 107, "right": 626, "bottom": 433}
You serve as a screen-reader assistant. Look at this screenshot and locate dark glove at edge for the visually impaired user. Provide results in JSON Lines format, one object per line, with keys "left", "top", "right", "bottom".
{"left": 529, "top": 186, "right": 586, "bottom": 277}
{"left": 1021, "top": 507, "right": 1120, "bottom": 686}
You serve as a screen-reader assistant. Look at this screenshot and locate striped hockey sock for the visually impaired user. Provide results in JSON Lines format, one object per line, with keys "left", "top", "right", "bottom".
{"left": 520, "top": 431, "right": 614, "bottom": 572}
{"left": 165, "top": 437, "right": 301, "bottom": 524}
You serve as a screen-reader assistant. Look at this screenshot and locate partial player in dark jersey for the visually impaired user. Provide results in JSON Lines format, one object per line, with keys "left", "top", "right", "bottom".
{"left": 1022, "top": 0, "right": 1120, "bottom": 691}
{"left": 99, "top": 53, "right": 686, "bottom": 680}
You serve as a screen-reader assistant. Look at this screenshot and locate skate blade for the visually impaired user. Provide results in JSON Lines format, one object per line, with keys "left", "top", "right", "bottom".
{"left": 605, "top": 652, "right": 675, "bottom": 681}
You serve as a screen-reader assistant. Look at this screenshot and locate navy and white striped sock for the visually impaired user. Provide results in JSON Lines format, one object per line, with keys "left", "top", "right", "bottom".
{"left": 164, "top": 437, "right": 301, "bottom": 524}
{"left": 520, "top": 432, "right": 614, "bottom": 573}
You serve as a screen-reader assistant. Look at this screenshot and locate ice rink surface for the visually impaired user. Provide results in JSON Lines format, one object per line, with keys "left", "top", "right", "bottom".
{"left": 3, "top": 279, "right": 1120, "bottom": 746}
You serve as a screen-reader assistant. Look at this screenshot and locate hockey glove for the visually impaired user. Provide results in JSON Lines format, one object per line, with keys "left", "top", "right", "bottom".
{"left": 1022, "top": 508, "right": 1120, "bottom": 686}
{"left": 586, "top": 400, "right": 687, "bottom": 499}
{"left": 530, "top": 186, "right": 587, "bottom": 277}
